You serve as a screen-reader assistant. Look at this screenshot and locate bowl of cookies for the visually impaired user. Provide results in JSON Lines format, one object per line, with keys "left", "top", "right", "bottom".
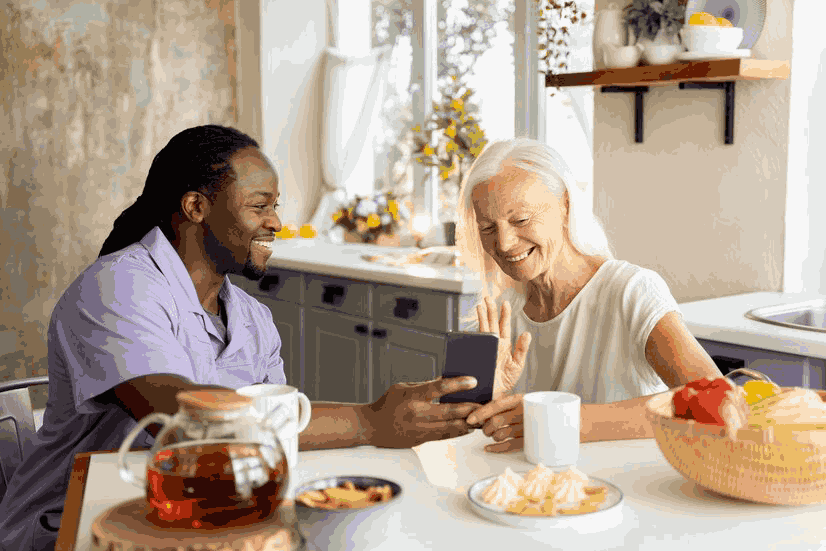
{"left": 645, "top": 368, "right": 826, "bottom": 505}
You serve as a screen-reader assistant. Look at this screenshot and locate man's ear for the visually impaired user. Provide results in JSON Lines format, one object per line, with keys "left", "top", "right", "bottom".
{"left": 180, "top": 191, "right": 210, "bottom": 223}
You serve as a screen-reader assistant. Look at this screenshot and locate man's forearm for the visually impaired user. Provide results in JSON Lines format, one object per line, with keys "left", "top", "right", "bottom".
{"left": 298, "top": 402, "right": 375, "bottom": 451}
{"left": 580, "top": 395, "right": 657, "bottom": 443}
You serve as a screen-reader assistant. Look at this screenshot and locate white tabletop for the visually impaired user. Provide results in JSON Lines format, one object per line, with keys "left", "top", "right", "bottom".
{"left": 77, "top": 431, "right": 826, "bottom": 550}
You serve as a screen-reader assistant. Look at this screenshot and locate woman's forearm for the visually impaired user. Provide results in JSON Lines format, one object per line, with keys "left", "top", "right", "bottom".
{"left": 580, "top": 396, "right": 658, "bottom": 442}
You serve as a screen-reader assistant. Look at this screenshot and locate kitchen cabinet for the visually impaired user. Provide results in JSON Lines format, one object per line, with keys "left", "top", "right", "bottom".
{"left": 304, "top": 308, "right": 370, "bottom": 403}
{"left": 697, "top": 338, "right": 825, "bottom": 390}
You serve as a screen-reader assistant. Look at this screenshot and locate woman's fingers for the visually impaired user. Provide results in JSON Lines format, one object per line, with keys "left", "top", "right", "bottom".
{"left": 477, "top": 303, "right": 489, "bottom": 333}
{"left": 466, "top": 394, "right": 523, "bottom": 426}
{"left": 481, "top": 407, "right": 523, "bottom": 437}
{"left": 499, "top": 300, "right": 511, "bottom": 346}
{"left": 485, "top": 296, "right": 497, "bottom": 335}
{"left": 513, "top": 331, "right": 532, "bottom": 367}
{"left": 484, "top": 436, "right": 524, "bottom": 453}
{"left": 489, "top": 424, "right": 524, "bottom": 442}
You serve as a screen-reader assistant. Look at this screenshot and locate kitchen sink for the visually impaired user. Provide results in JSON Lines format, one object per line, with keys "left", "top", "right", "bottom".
{"left": 745, "top": 299, "right": 826, "bottom": 333}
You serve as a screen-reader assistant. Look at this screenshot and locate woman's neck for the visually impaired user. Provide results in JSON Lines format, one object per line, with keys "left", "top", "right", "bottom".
{"left": 523, "top": 251, "right": 606, "bottom": 323}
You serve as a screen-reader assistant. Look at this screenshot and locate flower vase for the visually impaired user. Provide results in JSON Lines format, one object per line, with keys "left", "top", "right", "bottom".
{"left": 639, "top": 27, "right": 683, "bottom": 66}
{"left": 593, "top": 2, "right": 627, "bottom": 70}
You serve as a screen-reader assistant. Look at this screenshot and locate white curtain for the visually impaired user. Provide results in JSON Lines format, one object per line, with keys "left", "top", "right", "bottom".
{"left": 309, "top": 45, "right": 392, "bottom": 236}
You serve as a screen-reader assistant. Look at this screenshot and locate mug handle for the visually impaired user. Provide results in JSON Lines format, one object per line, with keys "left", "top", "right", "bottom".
{"left": 117, "top": 412, "right": 172, "bottom": 487}
{"left": 296, "top": 392, "right": 311, "bottom": 433}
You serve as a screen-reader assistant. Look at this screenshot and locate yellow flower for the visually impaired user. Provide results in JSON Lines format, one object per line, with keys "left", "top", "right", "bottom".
{"left": 445, "top": 141, "right": 458, "bottom": 154}
{"left": 387, "top": 199, "right": 398, "bottom": 215}
{"left": 348, "top": 207, "right": 354, "bottom": 217}
{"left": 367, "top": 213, "right": 381, "bottom": 228}
{"left": 439, "top": 165, "right": 454, "bottom": 181}
{"left": 422, "top": 145, "right": 435, "bottom": 156}
{"left": 411, "top": 125, "right": 421, "bottom": 133}
{"left": 445, "top": 124, "right": 457, "bottom": 138}
{"left": 470, "top": 144, "right": 485, "bottom": 157}
{"left": 332, "top": 210, "right": 343, "bottom": 223}
{"left": 451, "top": 98, "right": 464, "bottom": 112}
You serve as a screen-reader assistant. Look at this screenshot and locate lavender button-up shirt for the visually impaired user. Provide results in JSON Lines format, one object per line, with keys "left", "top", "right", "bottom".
{"left": 0, "top": 227, "right": 285, "bottom": 551}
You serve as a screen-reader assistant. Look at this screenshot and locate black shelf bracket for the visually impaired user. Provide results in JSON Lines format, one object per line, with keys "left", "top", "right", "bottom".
{"left": 600, "top": 86, "right": 649, "bottom": 143}
{"left": 678, "top": 81, "right": 736, "bottom": 145}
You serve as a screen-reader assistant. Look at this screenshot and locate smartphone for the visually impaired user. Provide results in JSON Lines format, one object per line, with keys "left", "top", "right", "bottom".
{"left": 438, "top": 332, "right": 499, "bottom": 404}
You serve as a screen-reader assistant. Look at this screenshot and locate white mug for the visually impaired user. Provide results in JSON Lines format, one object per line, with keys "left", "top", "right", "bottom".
{"left": 237, "top": 384, "right": 311, "bottom": 494}
{"left": 523, "top": 391, "right": 581, "bottom": 467}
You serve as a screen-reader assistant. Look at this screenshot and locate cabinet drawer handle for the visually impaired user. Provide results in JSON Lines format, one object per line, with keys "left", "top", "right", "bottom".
{"left": 394, "top": 298, "right": 419, "bottom": 319}
{"left": 372, "top": 329, "right": 388, "bottom": 339}
{"left": 259, "top": 274, "right": 280, "bottom": 291}
{"left": 322, "top": 285, "right": 346, "bottom": 306}
{"left": 355, "top": 324, "right": 369, "bottom": 336}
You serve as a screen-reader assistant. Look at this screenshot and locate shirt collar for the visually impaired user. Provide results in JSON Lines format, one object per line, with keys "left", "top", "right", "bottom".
{"left": 139, "top": 227, "right": 214, "bottom": 315}
{"left": 139, "top": 228, "right": 254, "bottom": 352}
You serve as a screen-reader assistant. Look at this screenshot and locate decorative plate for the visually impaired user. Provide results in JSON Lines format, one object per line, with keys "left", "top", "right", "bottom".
{"left": 467, "top": 473, "right": 624, "bottom": 531}
{"left": 685, "top": 0, "right": 767, "bottom": 49}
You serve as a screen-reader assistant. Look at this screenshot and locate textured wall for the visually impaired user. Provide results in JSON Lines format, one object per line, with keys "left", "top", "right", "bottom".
{"left": 0, "top": 0, "right": 247, "bottom": 408}
{"left": 593, "top": 0, "right": 793, "bottom": 303}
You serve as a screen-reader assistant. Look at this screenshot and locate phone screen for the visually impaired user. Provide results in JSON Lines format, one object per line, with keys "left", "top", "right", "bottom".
{"left": 438, "top": 332, "right": 499, "bottom": 404}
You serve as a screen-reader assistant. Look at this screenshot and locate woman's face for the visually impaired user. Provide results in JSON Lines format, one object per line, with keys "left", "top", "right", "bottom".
{"left": 471, "top": 165, "right": 570, "bottom": 283}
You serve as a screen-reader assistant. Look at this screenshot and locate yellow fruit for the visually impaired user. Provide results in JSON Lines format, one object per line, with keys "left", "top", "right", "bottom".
{"left": 299, "top": 224, "right": 318, "bottom": 238}
{"left": 689, "top": 12, "right": 718, "bottom": 25}
{"left": 717, "top": 17, "right": 733, "bottom": 27}
{"left": 743, "top": 380, "right": 781, "bottom": 406}
{"left": 366, "top": 214, "right": 381, "bottom": 229}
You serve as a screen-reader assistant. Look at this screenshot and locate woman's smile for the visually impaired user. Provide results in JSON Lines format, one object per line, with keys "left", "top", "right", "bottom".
{"left": 504, "top": 247, "right": 535, "bottom": 263}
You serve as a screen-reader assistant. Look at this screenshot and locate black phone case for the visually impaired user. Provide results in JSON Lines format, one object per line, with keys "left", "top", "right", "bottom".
{"left": 438, "top": 332, "right": 499, "bottom": 404}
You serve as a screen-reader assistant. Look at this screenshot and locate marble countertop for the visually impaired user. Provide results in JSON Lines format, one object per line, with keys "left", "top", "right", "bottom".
{"left": 265, "top": 239, "right": 484, "bottom": 295}
{"left": 679, "top": 291, "right": 826, "bottom": 358}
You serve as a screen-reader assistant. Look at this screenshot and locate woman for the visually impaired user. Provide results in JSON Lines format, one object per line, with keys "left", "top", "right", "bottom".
{"left": 458, "top": 137, "right": 722, "bottom": 452}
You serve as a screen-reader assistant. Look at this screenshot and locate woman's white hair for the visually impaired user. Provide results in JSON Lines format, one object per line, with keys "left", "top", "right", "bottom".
{"left": 457, "top": 137, "right": 614, "bottom": 324}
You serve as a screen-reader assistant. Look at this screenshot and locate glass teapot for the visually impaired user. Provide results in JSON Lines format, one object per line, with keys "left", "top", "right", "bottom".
{"left": 118, "top": 389, "right": 290, "bottom": 530}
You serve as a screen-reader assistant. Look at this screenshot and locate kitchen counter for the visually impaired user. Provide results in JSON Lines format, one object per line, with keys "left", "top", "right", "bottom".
{"left": 679, "top": 291, "right": 826, "bottom": 359}
{"left": 265, "top": 239, "right": 484, "bottom": 295}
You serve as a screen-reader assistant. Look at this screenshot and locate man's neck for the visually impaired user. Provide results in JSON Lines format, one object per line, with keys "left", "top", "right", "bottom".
{"left": 171, "top": 230, "right": 226, "bottom": 315}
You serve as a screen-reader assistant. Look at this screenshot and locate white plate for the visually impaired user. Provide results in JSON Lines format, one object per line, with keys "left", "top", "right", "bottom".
{"left": 678, "top": 49, "right": 752, "bottom": 61}
{"left": 467, "top": 472, "right": 624, "bottom": 531}
{"left": 686, "top": 0, "right": 767, "bottom": 49}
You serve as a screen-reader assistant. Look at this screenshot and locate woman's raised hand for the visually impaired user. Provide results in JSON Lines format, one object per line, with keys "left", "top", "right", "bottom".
{"left": 468, "top": 296, "right": 532, "bottom": 452}
{"left": 477, "top": 296, "right": 531, "bottom": 399}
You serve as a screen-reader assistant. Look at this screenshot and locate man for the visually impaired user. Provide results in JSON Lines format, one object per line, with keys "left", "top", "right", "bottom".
{"left": 0, "top": 125, "right": 481, "bottom": 550}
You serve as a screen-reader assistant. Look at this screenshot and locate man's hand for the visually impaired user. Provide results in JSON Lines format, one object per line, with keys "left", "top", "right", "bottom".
{"left": 363, "top": 376, "right": 481, "bottom": 448}
{"left": 469, "top": 297, "right": 532, "bottom": 452}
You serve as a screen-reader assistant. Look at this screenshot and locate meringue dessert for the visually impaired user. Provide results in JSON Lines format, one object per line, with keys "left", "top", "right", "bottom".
{"left": 480, "top": 465, "right": 604, "bottom": 517}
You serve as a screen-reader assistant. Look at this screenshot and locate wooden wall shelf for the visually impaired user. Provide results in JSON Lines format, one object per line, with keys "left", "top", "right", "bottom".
{"left": 545, "top": 59, "right": 790, "bottom": 88}
{"left": 545, "top": 59, "right": 790, "bottom": 145}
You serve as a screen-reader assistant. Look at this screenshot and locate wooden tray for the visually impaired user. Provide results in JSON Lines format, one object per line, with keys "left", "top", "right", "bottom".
{"left": 90, "top": 498, "right": 306, "bottom": 551}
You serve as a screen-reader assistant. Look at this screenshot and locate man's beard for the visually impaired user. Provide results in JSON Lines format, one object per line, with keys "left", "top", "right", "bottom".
{"left": 202, "top": 226, "right": 264, "bottom": 280}
{"left": 241, "top": 256, "right": 266, "bottom": 280}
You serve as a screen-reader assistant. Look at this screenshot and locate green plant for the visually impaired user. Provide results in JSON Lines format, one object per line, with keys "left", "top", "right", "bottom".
{"left": 624, "top": 0, "right": 688, "bottom": 41}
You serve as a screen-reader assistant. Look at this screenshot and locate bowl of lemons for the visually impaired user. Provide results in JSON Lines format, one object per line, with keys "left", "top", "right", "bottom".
{"left": 679, "top": 12, "right": 744, "bottom": 55}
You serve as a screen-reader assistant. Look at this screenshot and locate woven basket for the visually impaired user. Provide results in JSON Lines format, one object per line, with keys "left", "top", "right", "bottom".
{"left": 645, "top": 368, "right": 826, "bottom": 505}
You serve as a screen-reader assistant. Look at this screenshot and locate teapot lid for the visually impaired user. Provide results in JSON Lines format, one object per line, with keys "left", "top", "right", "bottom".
{"left": 176, "top": 389, "right": 252, "bottom": 413}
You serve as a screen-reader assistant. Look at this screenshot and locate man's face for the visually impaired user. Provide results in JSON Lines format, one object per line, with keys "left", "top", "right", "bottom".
{"left": 202, "top": 147, "right": 282, "bottom": 280}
